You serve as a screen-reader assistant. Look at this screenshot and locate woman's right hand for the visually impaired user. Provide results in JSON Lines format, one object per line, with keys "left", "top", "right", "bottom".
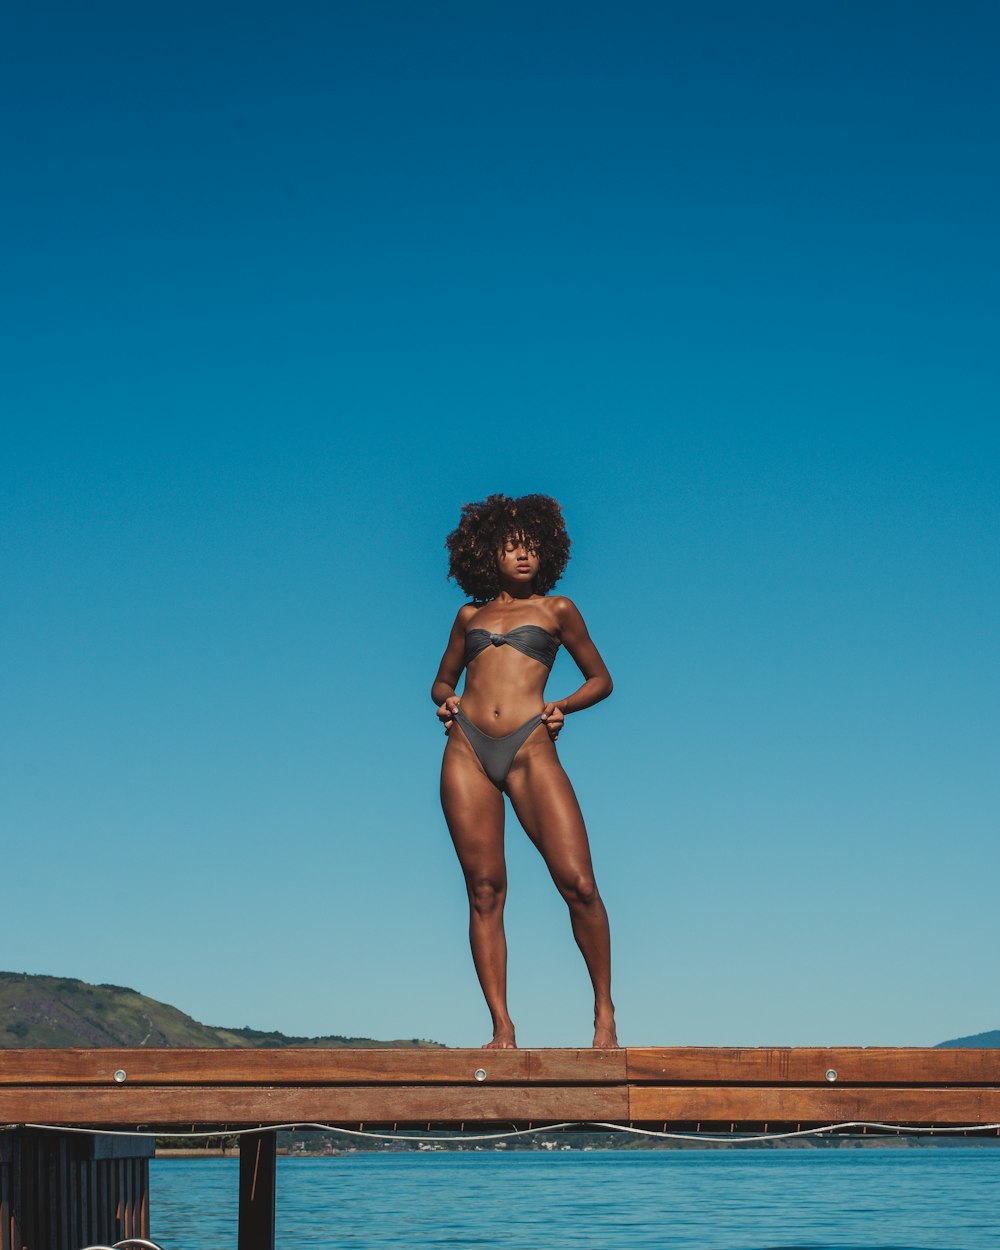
{"left": 437, "top": 697, "right": 461, "bottom": 733}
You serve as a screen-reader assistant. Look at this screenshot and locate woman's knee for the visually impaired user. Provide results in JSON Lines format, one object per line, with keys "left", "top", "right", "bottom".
{"left": 558, "top": 871, "right": 599, "bottom": 909}
{"left": 468, "top": 874, "right": 506, "bottom": 917}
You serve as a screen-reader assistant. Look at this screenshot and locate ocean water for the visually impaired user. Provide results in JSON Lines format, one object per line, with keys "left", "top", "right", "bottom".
{"left": 151, "top": 1148, "right": 1000, "bottom": 1250}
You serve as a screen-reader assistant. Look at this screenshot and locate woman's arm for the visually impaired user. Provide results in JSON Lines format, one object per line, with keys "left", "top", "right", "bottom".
{"left": 541, "top": 598, "right": 613, "bottom": 737}
{"left": 431, "top": 606, "right": 474, "bottom": 724}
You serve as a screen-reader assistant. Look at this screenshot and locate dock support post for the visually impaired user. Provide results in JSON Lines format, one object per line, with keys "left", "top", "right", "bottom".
{"left": 238, "top": 1130, "right": 276, "bottom": 1250}
{"left": 0, "top": 1129, "right": 152, "bottom": 1250}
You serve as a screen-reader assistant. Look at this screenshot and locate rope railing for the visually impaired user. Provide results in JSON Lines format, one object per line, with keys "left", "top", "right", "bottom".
{"left": 78, "top": 1241, "right": 165, "bottom": 1250}
{"left": 30, "top": 1117, "right": 1000, "bottom": 1148}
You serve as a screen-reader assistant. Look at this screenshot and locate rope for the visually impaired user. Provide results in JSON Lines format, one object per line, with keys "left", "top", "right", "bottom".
{"left": 15, "top": 1119, "right": 1000, "bottom": 1146}
{"left": 78, "top": 1241, "right": 165, "bottom": 1250}
{"left": 588, "top": 1120, "right": 1000, "bottom": 1143}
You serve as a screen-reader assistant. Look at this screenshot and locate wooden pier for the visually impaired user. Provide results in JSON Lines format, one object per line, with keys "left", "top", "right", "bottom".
{"left": 2, "top": 1046, "right": 998, "bottom": 1249}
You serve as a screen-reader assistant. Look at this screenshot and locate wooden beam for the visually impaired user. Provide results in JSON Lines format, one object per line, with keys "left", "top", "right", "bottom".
{"left": 0, "top": 1084, "right": 629, "bottom": 1126}
{"left": 0, "top": 1048, "right": 625, "bottom": 1085}
{"left": 627, "top": 1047, "right": 1000, "bottom": 1085}
{"left": 238, "top": 1131, "right": 275, "bottom": 1250}
{"left": 628, "top": 1084, "right": 1000, "bottom": 1124}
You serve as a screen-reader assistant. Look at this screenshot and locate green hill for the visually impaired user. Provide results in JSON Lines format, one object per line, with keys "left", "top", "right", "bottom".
{"left": 0, "top": 972, "right": 442, "bottom": 1049}
{"left": 936, "top": 1029, "right": 1000, "bottom": 1048}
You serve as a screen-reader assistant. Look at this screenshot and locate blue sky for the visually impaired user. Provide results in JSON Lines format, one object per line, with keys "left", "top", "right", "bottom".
{"left": 3, "top": 1, "right": 998, "bottom": 1048}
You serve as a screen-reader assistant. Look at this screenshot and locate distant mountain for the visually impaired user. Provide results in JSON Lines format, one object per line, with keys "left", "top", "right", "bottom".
{"left": 0, "top": 972, "right": 443, "bottom": 1049}
{"left": 936, "top": 1029, "right": 1000, "bottom": 1048}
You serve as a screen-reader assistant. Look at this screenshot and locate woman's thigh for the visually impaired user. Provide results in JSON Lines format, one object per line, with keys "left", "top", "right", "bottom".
{"left": 440, "top": 732, "right": 506, "bottom": 880}
{"left": 505, "top": 737, "right": 596, "bottom": 888}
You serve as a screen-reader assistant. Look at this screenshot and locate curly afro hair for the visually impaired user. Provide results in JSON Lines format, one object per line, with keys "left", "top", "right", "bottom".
{"left": 446, "top": 494, "right": 571, "bottom": 602}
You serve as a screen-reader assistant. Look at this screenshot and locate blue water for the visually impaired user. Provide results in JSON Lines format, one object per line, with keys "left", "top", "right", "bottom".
{"left": 151, "top": 1149, "right": 1000, "bottom": 1249}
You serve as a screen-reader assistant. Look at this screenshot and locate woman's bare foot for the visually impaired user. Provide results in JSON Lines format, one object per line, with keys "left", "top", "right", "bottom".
{"left": 483, "top": 1023, "right": 517, "bottom": 1049}
{"left": 592, "top": 1007, "right": 619, "bottom": 1049}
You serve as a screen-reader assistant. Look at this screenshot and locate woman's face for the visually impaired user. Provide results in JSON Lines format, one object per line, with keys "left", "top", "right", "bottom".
{"left": 496, "top": 534, "right": 539, "bottom": 587}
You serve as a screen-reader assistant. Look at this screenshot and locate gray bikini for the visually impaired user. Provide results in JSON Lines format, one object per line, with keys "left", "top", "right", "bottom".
{"left": 453, "top": 625, "right": 560, "bottom": 788}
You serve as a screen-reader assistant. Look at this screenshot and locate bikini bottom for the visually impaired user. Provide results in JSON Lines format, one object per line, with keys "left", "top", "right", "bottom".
{"left": 452, "top": 708, "right": 543, "bottom": 789}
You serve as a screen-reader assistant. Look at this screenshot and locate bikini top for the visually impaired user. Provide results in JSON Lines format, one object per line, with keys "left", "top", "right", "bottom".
{"left": 464, "top": 624, "right": 560, "bottom": 671}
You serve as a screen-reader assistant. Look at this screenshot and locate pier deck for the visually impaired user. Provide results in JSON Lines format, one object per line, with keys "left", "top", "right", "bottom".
{"left": 2, "top": 1047, "right": 998, "bottom": 1250}
{"left": 2, "top": 1045, "right": 999, "bottom": 1130}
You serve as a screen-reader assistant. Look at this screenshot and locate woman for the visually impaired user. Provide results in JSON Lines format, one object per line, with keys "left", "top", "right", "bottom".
{"left": 432, "top": 494, "right": 618, "bottom": 1049}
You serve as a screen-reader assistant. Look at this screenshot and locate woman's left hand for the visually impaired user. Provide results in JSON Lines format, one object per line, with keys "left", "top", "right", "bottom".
{"left": 540, "top": 703, "right": 565, "bottom": 741}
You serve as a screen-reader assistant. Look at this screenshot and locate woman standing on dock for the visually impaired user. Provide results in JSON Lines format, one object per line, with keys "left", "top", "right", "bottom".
{"left": 432, "top": 494, "right": 618, "bottom": 1050}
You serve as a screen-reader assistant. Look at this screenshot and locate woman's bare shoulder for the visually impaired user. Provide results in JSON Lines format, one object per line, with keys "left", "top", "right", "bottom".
{"left": 546, "top": 594, "right": 583, "bottom": 620}
{"left": 454, "top": 602, "right": 481, "bottom": 628}
{"left": 536, "top": 595, "right": 585, "bottom": 635}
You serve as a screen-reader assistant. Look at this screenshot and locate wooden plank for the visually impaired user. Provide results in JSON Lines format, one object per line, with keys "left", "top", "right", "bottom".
{"left": 8, "top": 1136, "right": 22, "bottom": 1250}
{"left": 80, "top": 1158, "right": 91, "bottom": 1250}
{"left": 0, "top": 1048, "right": 624, "bottom": 1085}
{"left": 140, "top": 1158, "right": 150, "bottom": 1238}
{"left": 22, "top": 1138, "right": 37, "bottom": 1250}
{"left": 0, "top": 1048, "right": 522, "bottom": 1085}
{"left": 628, "top": 1084, "right": 1000, "bottom": 1124}
{"left": 626, "top": 1047, "right": 1000, "bottom": 1085}
{"left": 526, "top": 1049, "right": 627, "bottom": 1081}
{"left": 85, "top": 1157, "right": 97, "bottom": 1249}
{"left": 53, "top": 1140, "right": 66, "bottom": 1250}
{"left": 67, "top": 1141, "right": 79, "bottom": 1250}
{"left": 98, "top": 1157, "right": 110, "bottom": 1245}
{"left": 238, "top": 1131, "right": 276, "bottom": 1250}
{"left": 2, "top": 1046, "right": 994, "bottom": 1086}
{"left": 0, "top": 1084, "right": 629, "bottom": 1126}
{"left": 124, "top": 1150, "right": 135, "bottom": 1240}
{"left": 116, "top": 1156, "right": 126, "bottom": 1238}
{"left": 1, "top": 1157, "right": 10, "bottom": 1250}
{"left": 21, "top": 1141, "right": 35, "bottom": 1250}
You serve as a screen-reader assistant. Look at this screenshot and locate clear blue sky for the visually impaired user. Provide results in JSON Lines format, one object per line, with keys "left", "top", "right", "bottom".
{"left": 3, "top": 1, "right": 998, "bottom": 1048}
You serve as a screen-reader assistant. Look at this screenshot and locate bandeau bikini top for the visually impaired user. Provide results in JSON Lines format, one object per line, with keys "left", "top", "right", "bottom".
{"left": 464, "top": 624, "right": 560, "bottom": 670}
